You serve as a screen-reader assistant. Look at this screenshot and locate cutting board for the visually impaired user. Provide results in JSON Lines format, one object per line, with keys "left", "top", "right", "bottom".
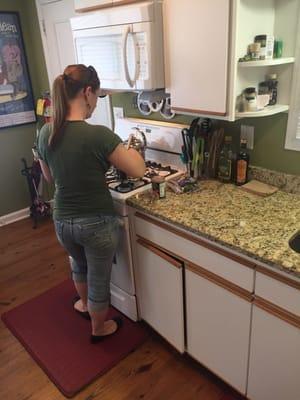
{"left": 240, "top": 180, "right": 279, "bottom": 197}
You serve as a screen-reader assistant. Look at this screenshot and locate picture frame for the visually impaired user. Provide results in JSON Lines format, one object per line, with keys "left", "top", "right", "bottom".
{"left": 0, "top": 11, "right": 36, "bottom": 129}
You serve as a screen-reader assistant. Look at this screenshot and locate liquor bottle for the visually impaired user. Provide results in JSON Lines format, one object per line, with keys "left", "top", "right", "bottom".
{"left": 235, "top": 139, "right": 249, "bottom": 186}
{"left": 218, "top": 136, "right": 233, "bottom": 182}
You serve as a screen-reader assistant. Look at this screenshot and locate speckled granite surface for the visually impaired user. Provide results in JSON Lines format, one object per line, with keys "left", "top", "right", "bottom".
{"left": 127, "top": 180, "right": 300, "bottom": 279}
{"left": 249, "top": 166, "right": 300, "bottom": 195}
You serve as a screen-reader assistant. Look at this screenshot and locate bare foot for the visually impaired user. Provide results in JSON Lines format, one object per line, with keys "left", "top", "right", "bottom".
{"left": 73, "top": 299, "right": 88, "bottom": 313}
{"left": 93, "top": 319, "right": 118, "bottom": 337}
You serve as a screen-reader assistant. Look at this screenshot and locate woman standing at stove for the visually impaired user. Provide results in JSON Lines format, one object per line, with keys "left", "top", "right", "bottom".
{"left": 37, "top": 64, "right": 145, "bottom": 343}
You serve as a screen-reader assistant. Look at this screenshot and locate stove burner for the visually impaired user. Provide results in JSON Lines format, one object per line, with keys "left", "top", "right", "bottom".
{"left": 116, "top": 181, "right": 134, "bottom": 193}
{"left": 106, "top": 162, "right": 180, "bottom": 195}
{"left": 111, "top": 179, "right": 150, "bottom": 193}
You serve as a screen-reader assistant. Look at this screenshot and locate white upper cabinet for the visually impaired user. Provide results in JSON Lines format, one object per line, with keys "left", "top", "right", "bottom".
{"left": 164, "top": 0, "right": 300, "bottom": 121}
{"left": 163, "top": 0, "right": 230, "bottom": 117}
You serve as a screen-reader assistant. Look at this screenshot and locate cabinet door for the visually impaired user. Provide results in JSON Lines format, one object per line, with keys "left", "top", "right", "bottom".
{"left": 247, "top": 305, "right": 300, "bottom": 400}
{"left": 36, "top": 0, "right": 113, "bottom": 128}
{"left": 185, "top": 265, "right": 251, "bottom": 394}
{"left": 163, "top": 0, "right": 229, "bottom": 116}
{"left": 135, "top": 238, "right": 185, "bottom": 352}
{"left": 36, "top": 0, "right": 77, "bottom": 85}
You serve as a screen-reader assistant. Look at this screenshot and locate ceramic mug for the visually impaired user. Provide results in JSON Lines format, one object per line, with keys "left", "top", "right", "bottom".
{"left": 257, "top": 94, "right": 270, "bottom": 110}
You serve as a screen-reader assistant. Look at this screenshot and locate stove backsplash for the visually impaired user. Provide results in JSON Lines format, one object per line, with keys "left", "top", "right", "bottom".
{"left": 115, "top": 117, "right": 187, "bottom": 171}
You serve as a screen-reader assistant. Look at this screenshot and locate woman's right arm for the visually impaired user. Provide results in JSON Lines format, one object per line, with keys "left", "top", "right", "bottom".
{"left": 108, "top": 144, "right": 146, "bottom": 178}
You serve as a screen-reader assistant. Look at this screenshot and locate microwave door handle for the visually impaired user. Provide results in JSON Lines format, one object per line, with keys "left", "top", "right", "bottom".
{"left": 122, "top": 26, "right": 138, "bottom": 88}
{"left": 122, "top": 26, "right": 133, "bottom": 87}
{"left": 130, "top": 30, "right": 139, "bottom": 85}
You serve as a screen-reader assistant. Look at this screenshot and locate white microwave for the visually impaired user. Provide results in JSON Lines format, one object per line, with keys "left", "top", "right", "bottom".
{"left": 70, "top": 1, "right": 164, "bottom": 91}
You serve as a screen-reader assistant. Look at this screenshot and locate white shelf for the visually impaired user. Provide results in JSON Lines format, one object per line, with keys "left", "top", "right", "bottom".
{"left": 236, "top": 104, "right": 289, "bottom": 118}
{"left": 238, "top": 57, "right": 295, "bottom": 67}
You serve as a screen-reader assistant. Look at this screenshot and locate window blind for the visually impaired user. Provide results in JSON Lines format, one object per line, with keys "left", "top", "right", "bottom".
{"left": 285, "top": 42, "right": 300, "bottom": 150}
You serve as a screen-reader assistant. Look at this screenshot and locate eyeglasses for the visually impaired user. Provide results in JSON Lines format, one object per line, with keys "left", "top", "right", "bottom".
{"left": 98, "top": 90, "right": 109, "bottom": 98}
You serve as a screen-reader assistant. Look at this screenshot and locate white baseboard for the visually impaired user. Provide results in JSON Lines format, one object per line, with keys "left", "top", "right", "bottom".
{"left": 0, "top": 207, "right": 30, "bottom": 226}
{"left": 0, "top": 199, "right": 53, "bottom": 227}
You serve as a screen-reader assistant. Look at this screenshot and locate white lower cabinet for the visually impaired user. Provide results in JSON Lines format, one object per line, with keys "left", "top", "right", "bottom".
{"left": 135, "top": 238, "right": 185, "bottom": 352}
{"left": 185, "top": 266, "right": 252, "bottom": 395}
{"left": 132, "top": 211, "right": 300, "bottom": 399}
{"left": 247, "top": 305, "right": 300, "bottom": 400}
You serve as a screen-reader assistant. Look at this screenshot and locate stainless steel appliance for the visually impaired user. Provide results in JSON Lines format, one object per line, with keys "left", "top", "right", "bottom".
{"left": 109, "top": 118, "right": 186, "bottom": 320}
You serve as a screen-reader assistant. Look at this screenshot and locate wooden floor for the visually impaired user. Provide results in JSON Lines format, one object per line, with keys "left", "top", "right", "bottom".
{"left": 0, "top": 218, "right": 244, "bottom": 400}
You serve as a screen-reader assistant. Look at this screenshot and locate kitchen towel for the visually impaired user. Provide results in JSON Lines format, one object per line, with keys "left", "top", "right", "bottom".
{"left": 1, "top": 279, "right": 148, "bottom": 398}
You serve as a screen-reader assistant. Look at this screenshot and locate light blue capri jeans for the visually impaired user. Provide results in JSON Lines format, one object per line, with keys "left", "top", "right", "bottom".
{"left": 54, "top": 215, "right": 120, "bottom": 312}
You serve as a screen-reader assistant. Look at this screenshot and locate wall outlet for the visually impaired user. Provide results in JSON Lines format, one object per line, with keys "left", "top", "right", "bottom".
{"left": 241, "top": 125, "right": 254, "bottom": 150}
{"left": 113, "top": 107, "right": 124, "bottom": 121}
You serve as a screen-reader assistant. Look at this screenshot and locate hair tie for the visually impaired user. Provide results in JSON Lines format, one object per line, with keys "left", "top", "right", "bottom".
{"left": 62, "top": 73, "right": 68, "bottom": 81}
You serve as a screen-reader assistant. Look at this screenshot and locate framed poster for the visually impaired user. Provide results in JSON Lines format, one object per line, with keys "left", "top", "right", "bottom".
{"left": 0, "top": 12, "right": 36, "bottom": 128}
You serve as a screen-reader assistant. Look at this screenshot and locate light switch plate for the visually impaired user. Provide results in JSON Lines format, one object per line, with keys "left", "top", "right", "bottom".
{"left": 113, "top": 107, "right": 124, "bottom": 120}
{"left": 241, "top": 125, "right": 254, "bottom": 150}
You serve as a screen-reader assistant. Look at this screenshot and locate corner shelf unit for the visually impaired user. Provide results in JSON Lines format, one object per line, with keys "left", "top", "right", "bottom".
{"left": 228, "top": 0, "right": 300, "bottom": 121}
{"left": 238, "top": 57, "right": 295, "bottom": 68}
{"left": 236, "top": 104, "right": 289, "bottom": 118}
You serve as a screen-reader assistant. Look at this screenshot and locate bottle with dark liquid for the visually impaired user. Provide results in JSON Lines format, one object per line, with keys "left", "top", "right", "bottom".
{"left": 218, "top": 136, "right": 233, "bottom": 182}
{"left": 235, "top": 139, "right": 249, "bottom": 186}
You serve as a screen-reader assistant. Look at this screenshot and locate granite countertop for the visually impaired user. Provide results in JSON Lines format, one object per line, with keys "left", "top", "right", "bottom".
{"left": 127, "top": 180, "right": 300, "bottom": 279}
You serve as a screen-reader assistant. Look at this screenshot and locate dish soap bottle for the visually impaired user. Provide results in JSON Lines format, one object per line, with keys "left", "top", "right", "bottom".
{"left": 218, "top": 136, "right": 233, "bottom": 182}
{"left": 235, "top": 139, "right": 249, "bottom": 186}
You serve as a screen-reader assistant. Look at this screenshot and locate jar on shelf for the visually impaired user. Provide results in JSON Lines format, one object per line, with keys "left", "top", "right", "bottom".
{"left": 243, "top": 87, "right": 257, "bottom": 111}
{"left": 266, "top": 74, "right": 278, "bottom": 105}
{"left": 254, "top": 34, "right": 274, "bottom": 59}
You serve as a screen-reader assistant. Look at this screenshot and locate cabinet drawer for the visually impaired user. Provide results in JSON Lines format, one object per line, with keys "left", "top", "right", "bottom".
{"left": 134, "top": 212, "right": 255, "bottom": 291}
{"left": 255, "top": 268, "right": 300, "bottom": 316}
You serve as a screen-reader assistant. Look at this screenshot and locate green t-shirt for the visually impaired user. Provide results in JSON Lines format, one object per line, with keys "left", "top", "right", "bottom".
{"left": 37, "top": 121, "right": 122, "bottom": 219}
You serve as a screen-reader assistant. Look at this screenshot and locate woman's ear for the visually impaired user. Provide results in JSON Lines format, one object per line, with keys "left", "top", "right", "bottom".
{"left": 83, "top": 86, "right": 92, "bottom": 97}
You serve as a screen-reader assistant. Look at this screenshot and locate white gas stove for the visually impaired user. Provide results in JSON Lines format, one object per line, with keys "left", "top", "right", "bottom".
{"left": 108, "top": 118, "right": 186, "bottom": 213}
{"left": 108, "top": 118, "right": 187, "bottom": 321}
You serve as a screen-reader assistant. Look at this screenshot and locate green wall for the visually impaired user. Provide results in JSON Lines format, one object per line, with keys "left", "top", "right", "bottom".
{"left": 0, "top": 0, "right": 49, "bottom": 216}
{"left": 112, "top": 93, "right": 300, "bottom": 176}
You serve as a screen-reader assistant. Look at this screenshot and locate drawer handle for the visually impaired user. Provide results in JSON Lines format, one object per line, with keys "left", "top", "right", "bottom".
{"left": 186, "top": 262, "right": 253, "bottom": 302}
{"left": 254, "top": 296, "right": 300, "bottom": 329}
{"left": 137, "top": 238, "right": 182, "bottom": 269}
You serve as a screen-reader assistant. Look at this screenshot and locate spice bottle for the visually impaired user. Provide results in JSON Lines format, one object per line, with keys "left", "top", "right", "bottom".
{"left": 266, "top": 74, "right": 278, "bottom": 105}
{"left": 151, "top": 176, "right": 166, "bottom": 199}
{"left": 235, "top": 139, "right": 249, "bottom": 186}
{"left": 218, "top": 136, "right": 233, "bottom": 182}
{"left": 254, "top": 35, "right": 274, "bottom": 59}
{"left": 243, "top": 87, "right": 257, "bottom": 112}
